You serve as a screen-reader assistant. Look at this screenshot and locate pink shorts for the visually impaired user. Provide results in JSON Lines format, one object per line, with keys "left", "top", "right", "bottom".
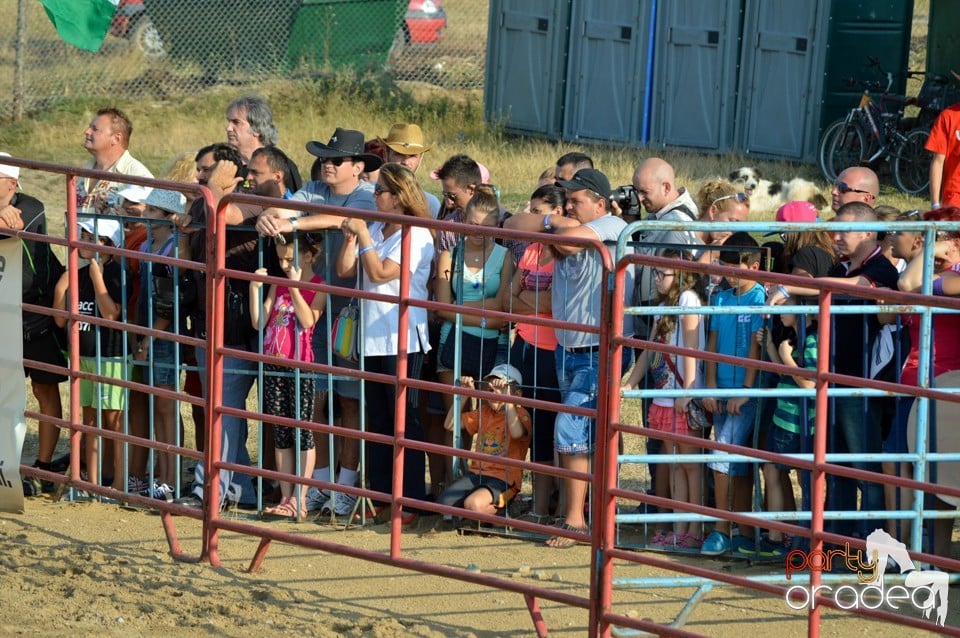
{"left": 646, "top": 403, "right": 694, "bottom": 434}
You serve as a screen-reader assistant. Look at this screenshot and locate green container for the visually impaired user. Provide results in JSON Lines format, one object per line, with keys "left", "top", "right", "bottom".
{"left": 145, "top": 0, "right": 301, "bottom": 74}
{"left": 284, "top": 0, "right": 406, "bottom": 72}
{"left": 819, "top": 0, "right": 914, "bottom": 131}
{"left": 926, "top": 0, "right": 960, "bottom": 76}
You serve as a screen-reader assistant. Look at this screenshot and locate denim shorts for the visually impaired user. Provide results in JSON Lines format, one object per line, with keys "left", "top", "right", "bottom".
{"left": 707, "top": 398, "right": 757, "bottom": 476}
{"left": 150, "top": 339, "right": 180, "bottom": 387}
{"left": 765, "top": 424, "right": 809, "bottom": 472}
{"left": 553, "top": 348, "right": 600, "bottom": 455}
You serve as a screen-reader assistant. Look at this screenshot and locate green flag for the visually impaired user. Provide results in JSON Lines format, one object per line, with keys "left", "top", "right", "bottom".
{"left": 40, "top": 0, "right": 120, "bottom": 52}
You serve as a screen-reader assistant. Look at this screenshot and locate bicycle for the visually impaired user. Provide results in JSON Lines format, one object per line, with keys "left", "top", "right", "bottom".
{"left": 817, "top": 59, "right": 957, "bottom": 195}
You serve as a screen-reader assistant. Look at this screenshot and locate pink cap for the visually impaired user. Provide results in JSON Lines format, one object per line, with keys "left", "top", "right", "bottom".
{"left": 430, "top": 161, "right": 491, "bottom": 184}
{"left": 776, "top": 201, "right": 819, "bottom": 223}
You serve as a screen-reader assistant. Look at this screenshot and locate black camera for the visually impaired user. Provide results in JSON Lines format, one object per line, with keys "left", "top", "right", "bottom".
{"left": 609, "top": 184, "right": 641, "bottom": 219}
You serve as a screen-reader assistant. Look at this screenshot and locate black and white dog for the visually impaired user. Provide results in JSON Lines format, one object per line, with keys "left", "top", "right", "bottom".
{"left": 729, "top": 167, "right": 828, "bottom": 214}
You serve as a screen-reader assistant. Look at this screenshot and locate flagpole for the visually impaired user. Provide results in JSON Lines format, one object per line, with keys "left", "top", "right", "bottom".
{"left": 13, "top": 0, "right": 27, "bottom": 121}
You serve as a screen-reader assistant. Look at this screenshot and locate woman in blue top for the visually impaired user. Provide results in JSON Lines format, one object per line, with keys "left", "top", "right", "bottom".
{"left": 431, "top": 186, "right": 513, "bottom": 494}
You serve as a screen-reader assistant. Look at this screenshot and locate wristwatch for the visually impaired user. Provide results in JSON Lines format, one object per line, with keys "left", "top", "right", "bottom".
{"left": 290, "top": 216, "right": 299, "bottom": 231}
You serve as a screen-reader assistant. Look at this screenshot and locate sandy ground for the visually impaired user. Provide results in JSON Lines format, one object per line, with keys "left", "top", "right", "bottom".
{"left": 2, "top": 492, "right": 957, "bottom": 637}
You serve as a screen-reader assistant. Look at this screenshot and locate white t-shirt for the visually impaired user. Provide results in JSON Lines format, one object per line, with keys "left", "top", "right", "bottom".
{"left": 361, "top": 222, "right": 435, "bottom": 356}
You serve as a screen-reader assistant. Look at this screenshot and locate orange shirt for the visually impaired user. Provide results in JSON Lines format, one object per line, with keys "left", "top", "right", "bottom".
{"left": 462, "top": 403, "right": 531, "bottom": 490}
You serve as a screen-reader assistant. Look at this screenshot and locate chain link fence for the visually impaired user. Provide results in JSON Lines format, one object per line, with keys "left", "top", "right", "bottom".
{"left": 0, "top": 0, "right": 487, "bottom": 120}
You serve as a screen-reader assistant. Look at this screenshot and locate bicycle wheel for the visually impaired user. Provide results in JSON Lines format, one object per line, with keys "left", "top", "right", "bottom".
{"left": 817, "top": 119, "right": 848, "bottom": 182}
{"left": 825, "top": 121, "right": 867, "bottom": 182}
{"left": 893, "top": 128, "right": 931, "bottom": 195}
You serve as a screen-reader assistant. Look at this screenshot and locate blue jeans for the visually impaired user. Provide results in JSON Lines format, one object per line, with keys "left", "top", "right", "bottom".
{"left": 827, "top": 395, "right": 884, "bottom": 537}
{"left": 191, "top": 346, "right": 257, "bottom": 507}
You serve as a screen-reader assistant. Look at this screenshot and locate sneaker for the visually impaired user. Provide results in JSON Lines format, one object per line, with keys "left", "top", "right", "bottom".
{"left": 151, "top": 482, "right": 175, "bottom": 502}
{"left": 701, "top": 530, "right": 732, "bottom": 556}
{"left": 22, "top": 476, "right": 42, "bottom": 497}
{"left": 329, "top": 491, "right": 357, "bottom": 517}
{"left": 173, "top": 494, "right": 203, "bottom": 509}
{"left": 305, "top": 487, "right": 330, "bottom": 512}
{"left": 127, "top": 476, "right": 150, "bottom": 496}
{"left": 755, "top": 538, "right": 787, "bottom": 558}
{"left": 732, "top": 535, "right": 755, "bottom": 555}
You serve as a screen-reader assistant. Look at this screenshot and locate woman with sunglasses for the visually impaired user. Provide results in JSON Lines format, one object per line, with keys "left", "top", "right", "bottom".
{"left": 337, "top": 163, "right": 435, "bottom": 517}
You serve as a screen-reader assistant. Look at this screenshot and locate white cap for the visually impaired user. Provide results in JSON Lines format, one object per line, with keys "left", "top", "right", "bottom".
{"left": 144, "top": 188, "right": 186, "bottom": 215}
{"left": 78, "top": 217, "right": 123, "bottom": 248}
{"left": 0, "top": 152, "right": 20, "bottom": 181}
{"left": 485, "top": 363, "right": 523, "bottom": 386}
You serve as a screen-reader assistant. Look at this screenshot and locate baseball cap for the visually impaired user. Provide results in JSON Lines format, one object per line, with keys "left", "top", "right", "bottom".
{"left": 484, "top": 363, "right": 523, "bottom": 386}
{"left": 144, "top": 188, "right": 187, "bottom": 215}
{"left": 78, "top": 217, "right": 123, "bottom": 248}
{"left": 0, "top": 152, "right": 20, "bottom": 181}
{"left": 557, "top": 168, "right": 612, "bottom": 199}
{"left": 776, "top": 201, "right": 819, "bottom": 223}
{"left": 764, "top": 200, "right": 819, "bottom": 236}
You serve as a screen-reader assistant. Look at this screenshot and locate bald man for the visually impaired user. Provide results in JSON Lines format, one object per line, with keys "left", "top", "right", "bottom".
{"left": 631, "top": 158, "right": 701, "bottom": 302}
{"left": 831, "top": 166, "right": 878, "bottom": 212}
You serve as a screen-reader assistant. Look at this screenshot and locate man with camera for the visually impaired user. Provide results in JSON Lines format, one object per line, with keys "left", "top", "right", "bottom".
{"left": 77, "top": 107, "right": 153, "bottom": 216}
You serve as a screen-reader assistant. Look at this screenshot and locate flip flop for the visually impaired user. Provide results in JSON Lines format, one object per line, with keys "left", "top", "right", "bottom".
{"left": 262, "top": 502, "right": 298, "bottom": 519}
{"left": 545, "top": 522, "right": 589, "bottom": 549}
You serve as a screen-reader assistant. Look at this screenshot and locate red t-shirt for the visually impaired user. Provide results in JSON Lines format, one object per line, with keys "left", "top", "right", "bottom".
{"left": 925, "top": 103, "right": 960, "bottom": 206}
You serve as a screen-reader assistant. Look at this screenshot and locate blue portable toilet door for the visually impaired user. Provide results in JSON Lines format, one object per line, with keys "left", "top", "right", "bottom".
{"left": 561, "top": 0, "right": 652, "bottom": 144}
{"left": 651, "top": 0, "right": 742, "bottom": 152}
{"left": 735, "top": 0, "right": 828, "bottom": 160}
{"left": 484, "top": 0, "right": 570, "bottom": 138}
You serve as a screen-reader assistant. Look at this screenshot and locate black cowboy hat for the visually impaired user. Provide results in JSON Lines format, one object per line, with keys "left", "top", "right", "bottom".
{"left": 305, "top": 128, "right": 383, "bottom": 172}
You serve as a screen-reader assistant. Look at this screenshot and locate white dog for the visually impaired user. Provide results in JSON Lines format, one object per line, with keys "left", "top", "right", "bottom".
{"left": 728, "top": 167, "right": 827, "bottom": 214}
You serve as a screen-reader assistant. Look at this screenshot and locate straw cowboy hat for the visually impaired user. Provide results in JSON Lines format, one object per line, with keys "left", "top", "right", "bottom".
{"left": 377, "top": 123, "right": 434, "bottom": 156}
{"left": 305, "top": 128, "right": 384, "bottom": 172}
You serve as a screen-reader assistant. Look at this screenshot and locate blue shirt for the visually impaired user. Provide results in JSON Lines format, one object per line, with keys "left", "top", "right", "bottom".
{"left": 710, "top": 283, "right": 765, "bottom": 388}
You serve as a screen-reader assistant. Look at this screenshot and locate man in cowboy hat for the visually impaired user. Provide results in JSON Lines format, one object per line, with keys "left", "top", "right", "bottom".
{"left": 927, "top": 73, "right": 960, "bottom": 209}
{"left": 254, "top": 127, "right": 383, "bottom": 515}
{"left": 378, "top": 123, "right": 440, "bottom": 217}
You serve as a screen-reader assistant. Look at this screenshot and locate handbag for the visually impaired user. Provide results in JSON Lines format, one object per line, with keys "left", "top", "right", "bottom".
{"left": 331, "top": 302, "right": 359, "bottom": 362}
{"left": 662, "top": 346, "right": 712, "bottom": 432}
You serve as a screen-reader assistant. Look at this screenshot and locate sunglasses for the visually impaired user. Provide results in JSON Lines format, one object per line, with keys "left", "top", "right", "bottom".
{"left": 442, "top": 188, "right": 462, "bottom": 202}
{"left": 834, "top": 180, "right": 870, "bottom": 195}
{"left": 373, "top": 183, "right": 391, "bottom": 196}
{"left": 322, "top": 156, "right": 355, "bottom": 167}
{"left": 711, "top": 192, "right": 748, "bottom": 207}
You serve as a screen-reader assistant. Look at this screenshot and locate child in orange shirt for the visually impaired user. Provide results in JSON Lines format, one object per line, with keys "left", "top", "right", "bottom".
{"left": 439, "top": 364, "right": 531, "bottom": 515}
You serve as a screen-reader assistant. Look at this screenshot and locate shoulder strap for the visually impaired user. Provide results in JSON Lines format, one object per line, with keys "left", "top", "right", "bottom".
{"left": 661, "top": 328, "right": 684, "bottom": 386}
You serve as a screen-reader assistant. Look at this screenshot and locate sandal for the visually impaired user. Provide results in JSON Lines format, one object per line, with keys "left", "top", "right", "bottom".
{"left": 545, "top": 522, "right": 589, "bottom": 549}
{"left": 262, "top": 501, "right": 299, "bottom": 519}
{"left": 674, "top": 533, "right": 704, "bottom": 550}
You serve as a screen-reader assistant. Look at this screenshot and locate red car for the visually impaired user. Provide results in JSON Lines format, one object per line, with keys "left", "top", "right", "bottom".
{"left": 110, "top": 0, "right": 446, "bottom": 59}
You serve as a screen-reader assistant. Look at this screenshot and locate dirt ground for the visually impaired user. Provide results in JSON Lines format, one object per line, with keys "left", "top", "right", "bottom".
{"left": 2, "top": 491, "right": 957, "bottom": 637}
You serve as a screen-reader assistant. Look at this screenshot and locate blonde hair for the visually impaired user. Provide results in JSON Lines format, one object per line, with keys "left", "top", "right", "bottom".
{"left": 695, "top": 179, "right": 744, "bottom": 218}
{"left": 162, "top": 150, "right": 199, "bottom": 183}
{"left": 379, "top": 163, "right": 429, "bottom": 221}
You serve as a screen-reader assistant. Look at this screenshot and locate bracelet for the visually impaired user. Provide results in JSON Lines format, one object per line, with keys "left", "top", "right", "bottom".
{"left": 543, "top": 213, "right": 552, "bottom": 230}
{"left": 290, "top": 217, "right": 298, "bottom": 231}
{"left": 777, "top": 285, "right": 791, "bottom": 299}
{"left": 932, "top": 202, "right": 942, "bottom": 209}
{"left": 358, "top": 245, "right": 375, "bottom": 257}
{"left": 933, "top": 278, "right": 945, "bottom": 296}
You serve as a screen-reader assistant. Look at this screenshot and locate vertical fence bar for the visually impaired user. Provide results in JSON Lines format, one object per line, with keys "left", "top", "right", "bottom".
{"left": 203, "top": 186, "right": 225, "bottom": 565}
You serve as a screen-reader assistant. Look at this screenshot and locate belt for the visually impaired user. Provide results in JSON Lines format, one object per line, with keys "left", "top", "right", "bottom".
{"left": 564, "top": 344, "right": 600, "bottom": 354}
